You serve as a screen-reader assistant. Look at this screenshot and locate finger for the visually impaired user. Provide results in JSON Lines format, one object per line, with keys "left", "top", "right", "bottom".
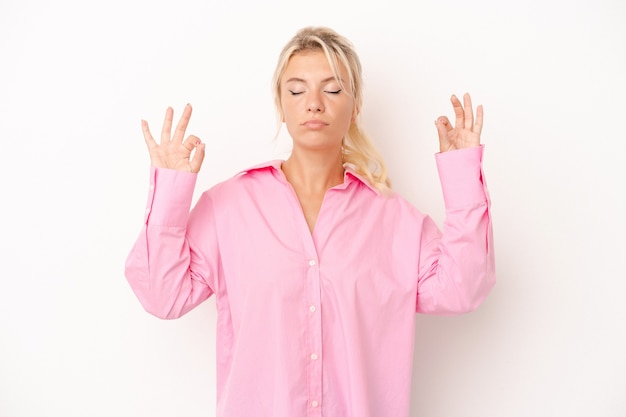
{"left": 463, "top": 93, "right": 474, "bottom": 130}
{"left": 434, "top": 117, "right": 452, "bottom": 151}
{"left": 451, "top": 95, "right": 464, "bottom": 130}
{"left": 189, "top": 139, "right": 206, "bottom": 174}
{"left": 173, "top": 103, "right": 193, "bottom": 143}
{"left": 182, "top": 134, "right": 201, "bottom": 152}
{"left": 160, "top": 107, "right": 174, "bottom": 144}
{"left": 141, "top": 119, "right": 157, "bottom": 150}
{"left": 436, "top": 116, "right": 453, "bottom": 133}
{"left": 473, "top": 104, "right": 484, "bottom": 137}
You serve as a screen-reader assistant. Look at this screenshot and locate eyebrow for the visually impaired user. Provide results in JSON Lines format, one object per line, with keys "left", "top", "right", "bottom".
{"left": 284, "top": 76, "right": 343, "bottom": 84}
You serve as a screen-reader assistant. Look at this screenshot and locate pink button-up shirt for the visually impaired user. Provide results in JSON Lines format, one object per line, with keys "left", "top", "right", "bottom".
{"left": 125, "top": 145, "right": 495, "bottom": 417}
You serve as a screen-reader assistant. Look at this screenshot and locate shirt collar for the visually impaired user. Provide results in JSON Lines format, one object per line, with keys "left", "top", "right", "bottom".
{"left": 236, "top": 160, "right": 380, "bottom": 195}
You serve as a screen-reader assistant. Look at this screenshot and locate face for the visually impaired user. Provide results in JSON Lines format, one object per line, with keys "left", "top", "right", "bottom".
{"left": 280, "top": 50, "right": 356, "bottom": 153}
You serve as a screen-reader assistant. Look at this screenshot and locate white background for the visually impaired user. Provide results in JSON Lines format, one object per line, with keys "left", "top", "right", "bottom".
{"left": 1, "top": 0, "right": 625, "bottom": 416}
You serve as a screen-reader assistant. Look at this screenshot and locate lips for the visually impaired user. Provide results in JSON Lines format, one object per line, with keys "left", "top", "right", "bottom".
{"left": 302, "top": 119, "right": 328, "bottom": 129}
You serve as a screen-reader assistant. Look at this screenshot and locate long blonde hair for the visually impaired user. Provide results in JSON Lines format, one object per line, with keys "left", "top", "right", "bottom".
{"left": 271, "top": 26, "right": 391, "bottom": 190}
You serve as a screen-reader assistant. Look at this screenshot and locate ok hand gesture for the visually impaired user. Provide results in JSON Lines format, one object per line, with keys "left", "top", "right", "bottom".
{"left": 142, "top": 104, "right": 206, "bottom": 173}
{"left": 435, "top": 93, "right": 483, "bottom": 153}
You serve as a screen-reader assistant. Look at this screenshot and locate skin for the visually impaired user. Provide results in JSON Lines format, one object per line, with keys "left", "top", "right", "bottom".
{"left": 141, "top": 105, "right": 205, "bottom": 173}
{"left": 278, "top": 51, "right": 356, "bottom": 232}
{"left": 435, "top": 93, "right": 483, "bottom": 152}
{"left": 280, "top": 50, "right": 356, "bottom": 157}
{"left": 141, "top": 51, "right": 484, "bottom": 232}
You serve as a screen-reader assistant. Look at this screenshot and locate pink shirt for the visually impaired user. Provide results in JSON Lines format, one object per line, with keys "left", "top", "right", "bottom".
{"left": 125, "top": 145, "right": 495, "bottom": 417}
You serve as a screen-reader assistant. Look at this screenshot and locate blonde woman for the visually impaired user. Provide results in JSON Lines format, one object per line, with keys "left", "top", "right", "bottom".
{"left": 126, "top": 26, "right": 495, "bottom": 417}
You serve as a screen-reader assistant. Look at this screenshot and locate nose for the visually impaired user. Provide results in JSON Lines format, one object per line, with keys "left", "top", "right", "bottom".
{"left": 307, "top": 92, "right": 324, "bottom": 113}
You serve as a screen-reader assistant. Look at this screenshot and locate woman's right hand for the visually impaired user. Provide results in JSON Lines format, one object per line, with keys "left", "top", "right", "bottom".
{"left": 142, "top": 104, "right": 205, "bottom": 173}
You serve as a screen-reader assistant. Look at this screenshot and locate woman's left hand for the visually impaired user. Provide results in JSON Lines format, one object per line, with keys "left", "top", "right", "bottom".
{"left": 435, "top": 93, "right": 483, "bottom": 152}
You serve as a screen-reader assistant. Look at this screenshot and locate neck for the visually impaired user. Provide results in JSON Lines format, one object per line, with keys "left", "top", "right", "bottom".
{"left": 281, "top": 148, "right": 344, "bottom": 193}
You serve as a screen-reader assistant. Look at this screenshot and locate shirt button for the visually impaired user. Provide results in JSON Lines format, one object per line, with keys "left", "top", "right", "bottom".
{"left": 310, "top": 353, "right": 318, "bottom": 360}
{"left": 311, "top": 400, "right": 319, "bottom": 408}
{"left": 309, "top": 305, "right": 316, "bottom": 313}
{"left": 309, "top": 260, "right": 316, "bottom": 266}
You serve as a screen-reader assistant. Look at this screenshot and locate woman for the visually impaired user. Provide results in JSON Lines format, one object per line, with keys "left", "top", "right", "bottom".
{"left": 125, "top": 26, "right": 495, "bottom": 417}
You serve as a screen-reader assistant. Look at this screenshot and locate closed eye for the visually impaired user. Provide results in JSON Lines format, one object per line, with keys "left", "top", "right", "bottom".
{"left": 325, "top": 89, "right": 342, "bottom": 94}
{"left": 288, "top": 90, "right": 304, "bottom": 95}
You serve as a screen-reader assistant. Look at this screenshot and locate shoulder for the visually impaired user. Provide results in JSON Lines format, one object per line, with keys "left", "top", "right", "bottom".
{"left": 202, "top": 160, "right": 284, "bottom": 200}
{"left": 345, "top": 173, "right": 427, "bottom": 224}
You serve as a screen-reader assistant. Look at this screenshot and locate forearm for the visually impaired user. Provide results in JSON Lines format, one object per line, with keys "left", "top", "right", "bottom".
{"left": 124, "top": 167, "right": 213, "bottom": 319}
{"left": 416, "top": 146, "right": 495, "bottom": 314}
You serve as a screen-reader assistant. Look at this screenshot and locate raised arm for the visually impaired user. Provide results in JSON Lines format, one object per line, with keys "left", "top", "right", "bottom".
{"left": 125, "top": 105, "right": 215, "bottom": 319}
{"left": 416, "top": 93, "right": 495, "bottom": 314}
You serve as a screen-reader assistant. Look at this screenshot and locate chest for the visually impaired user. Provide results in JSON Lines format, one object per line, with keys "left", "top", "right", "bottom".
{"left": 294, "top": 190, "right": 325, "bottom": 233}
{"left": 211, "top": 184, "right": 421, "bottom": 306}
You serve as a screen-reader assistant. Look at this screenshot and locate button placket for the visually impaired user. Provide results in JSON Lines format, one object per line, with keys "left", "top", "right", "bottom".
{"left": 305, "top": 256, "right": 323, "bottom": 415}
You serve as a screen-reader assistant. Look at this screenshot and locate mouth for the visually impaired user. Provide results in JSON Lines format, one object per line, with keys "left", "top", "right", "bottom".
{"left": 302, "top": 119, "right": 329, "bottom": 129}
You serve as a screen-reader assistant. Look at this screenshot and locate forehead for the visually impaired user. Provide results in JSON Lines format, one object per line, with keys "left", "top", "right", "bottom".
{"left": 282, "top": 50, "right": 348, "bottom": 82}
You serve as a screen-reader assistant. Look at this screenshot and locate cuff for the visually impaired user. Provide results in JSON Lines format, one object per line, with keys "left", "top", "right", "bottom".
{"left": 435, "top": 145, "right": 488, "bottom": 209}
{"left": 144, "top": 166, "right": 198, "bottom": 227}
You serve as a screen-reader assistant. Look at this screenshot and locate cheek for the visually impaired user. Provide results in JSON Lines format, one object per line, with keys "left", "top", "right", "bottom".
{"left": 282, "top": 110, "right": 300, "bottom": 131}
{"left": 280, "top": 97, "right": 297, "bottom": 123}
{"left": 342, "top": 103, "right": 356, "bottom": 125}
{"left": 280, "top": 105, "right": 290, "bottom": 123}
{"left": 282, "top": 109, "right": 294, "bottom": 124}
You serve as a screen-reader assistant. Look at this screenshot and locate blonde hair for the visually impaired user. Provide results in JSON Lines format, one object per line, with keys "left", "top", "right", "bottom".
{"left": 272, "top": 26, "right": 391, "bottom": 190}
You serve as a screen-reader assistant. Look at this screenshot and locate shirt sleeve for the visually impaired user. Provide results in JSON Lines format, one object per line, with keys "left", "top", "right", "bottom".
{"left": 415, "top": 145, "right": 495, "bottom": 315}
{"left": 124, "top": 167, "right": 216, "bottom": 319}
